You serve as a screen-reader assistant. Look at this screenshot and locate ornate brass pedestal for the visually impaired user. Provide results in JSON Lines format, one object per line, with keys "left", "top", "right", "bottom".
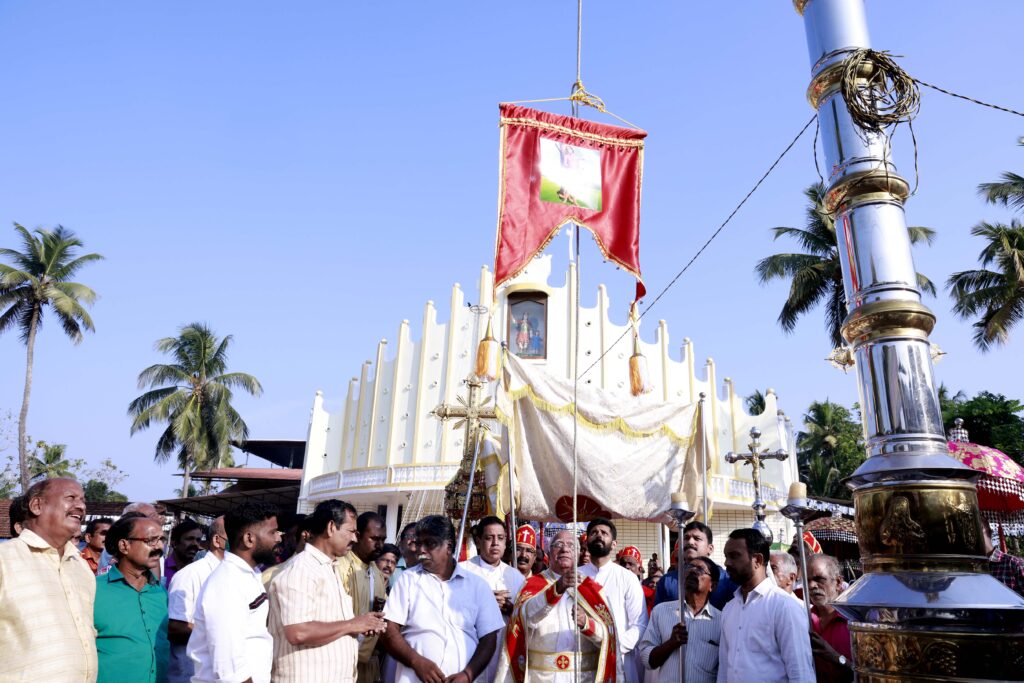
{"left": 839, "top": 481, "right": 1024, "bottom": 681}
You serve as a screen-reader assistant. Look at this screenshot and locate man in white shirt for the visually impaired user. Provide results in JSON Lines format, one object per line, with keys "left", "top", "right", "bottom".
{"left": 269, "top": 499, "right": 386, "bottom": 683}
{"left": 382, "top": 514, "right": 504, "bottom": 683}
{"left": 458, "top": 516, "right": 526, "bottom": 681}
{"left": 638, "top": 556, "right": 721, "bottom": 683}
{"left": 167, "top": 515, "right": 226, "bottom": 683}
{"left": 717, "top": 528, "right": 814, "bottom": 683}
{"left": 188, "top": 502, "right": 282, "bottom": 683}
{"left": 769, "top": 551, "right": 804, "bottom": 605}
{"left": 578, "top": 517, "right": 648, "bottom": 683}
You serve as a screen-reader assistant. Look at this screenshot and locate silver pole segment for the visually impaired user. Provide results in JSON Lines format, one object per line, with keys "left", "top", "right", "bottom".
{"left": 453, "top": 433, "right": 482, "bottom": 563}
{"left": 677, "top": 526, "right": 685, "bottom": 683}
{"left": 794, "top": 518, "right": 812, "bottom": 620}
{"left": 797, "top": 0, "right": 966, "bottom": 484}
{"left": 699, "top": 392, "right": 709, "bottom": 523}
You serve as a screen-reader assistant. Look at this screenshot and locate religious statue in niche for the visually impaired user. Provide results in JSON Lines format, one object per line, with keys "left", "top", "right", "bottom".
{"left": 508, "top": 294, "right": 547, "bottom": 360}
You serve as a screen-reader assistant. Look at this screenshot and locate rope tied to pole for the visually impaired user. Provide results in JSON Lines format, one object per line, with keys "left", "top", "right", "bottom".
{"left": 839, "top": 48, "right": 920, "bottom": 131}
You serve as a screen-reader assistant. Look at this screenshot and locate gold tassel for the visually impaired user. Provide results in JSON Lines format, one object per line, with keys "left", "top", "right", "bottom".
{"left": 629, "top": 333, "right": 653, "bottom": 396}
{"left": 475, "top": 317, "right": 501, "bottom": 381}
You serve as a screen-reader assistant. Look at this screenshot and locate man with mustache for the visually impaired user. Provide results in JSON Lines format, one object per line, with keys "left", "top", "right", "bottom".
{"left": 514, "top": 524, "right": 538, "bottom": 579}
{"left": 0, "top": 477, "right": 97, "bottom": 680}
{"left": 579, "top": 518, "right": 648, "bottom": 683}
{"left": 638, "top": 556, "right": 721, "bottom": 683}
{"left": 496, "top": 529, "right": 615, "bottom": 682}
{"left": 336, "top": 511, "right": 389, "bottom": 683}
{"left": 718, "top": 529, "right": 813, "bottom": 683}
{"left": 459, "top": 516, "right": 527, "bottom": 682}
{"left": 94, "top": 512, "right": 170, "bottom": 683}
{"left": 807, "top": 555, "right": 852, "bottom": 683}
{"left": 269, "top": 499, "right": 386, "bottom": 683}
{"left": 382, "top": 515, "right": 503, "bottom": 683}
{"left": 165, "top": 518, "right": 204, "bottom": 587}
{"left": 167, "top": 515, "right": 227, "bottom": 683}
{"left": 654, "top": 522, "right": 736, "bottom": 612}
{"left": 188, "top": 502, "right": 282, "bottom": 683}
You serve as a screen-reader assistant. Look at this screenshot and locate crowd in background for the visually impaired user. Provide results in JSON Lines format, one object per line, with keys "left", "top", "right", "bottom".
{"left": 2, "top": 476, "right": 1024, "bottom": 683}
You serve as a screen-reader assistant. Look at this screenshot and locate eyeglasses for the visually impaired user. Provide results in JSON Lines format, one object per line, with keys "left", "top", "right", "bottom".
{"left": 683, "top": 565, "right": 709, "bottom": 576}
{"left": 127, "top": 537, "right": 165, "bottom": 548}
{"left": 550, "top": 541, "right": 574, "bottom": 550}
{"left": 418, "top": 537, "right": 446, "bottom": 551}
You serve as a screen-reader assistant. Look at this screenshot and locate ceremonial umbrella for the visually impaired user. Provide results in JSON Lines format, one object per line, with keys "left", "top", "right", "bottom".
{"left": 947, "top": 441, "right": 1024, "bottom": 551}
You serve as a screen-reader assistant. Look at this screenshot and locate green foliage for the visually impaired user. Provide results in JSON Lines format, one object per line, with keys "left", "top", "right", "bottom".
{"left": 128, "top": 322, "right": 262, "bottom": 497}
{"left": 28, "top": 441, "right": 84, "bottom": 480}
{"left": 756, "top": 183, "right": 935, "bottom": 348}
{"left": 796, "top": 400, "right": 865, "bottom": 499}
{"left": 745, "top": 390, "right": 766, "bottom": 416}
{"left": 0, "top": 223, "right": 103, "bottom": 490}
{"left": 82, "top": 479, "right": 128, "bottom": 502}
{"left": 940, "top": 389, "right": 1024, "bottom": 465}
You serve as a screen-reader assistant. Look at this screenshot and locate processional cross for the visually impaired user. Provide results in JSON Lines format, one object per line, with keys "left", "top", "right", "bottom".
{"left": 725, "top": 427, "right": 788, "bottom": 542}
{"left": 432, "top": 375, "right": 498, "bottom": 526}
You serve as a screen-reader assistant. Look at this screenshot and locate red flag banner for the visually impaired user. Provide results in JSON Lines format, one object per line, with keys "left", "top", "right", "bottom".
{"left": 494, "top": 103, "right": 647, "bottom": 301}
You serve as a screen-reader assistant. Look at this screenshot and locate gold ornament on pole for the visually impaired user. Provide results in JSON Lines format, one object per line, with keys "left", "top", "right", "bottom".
{"left": 474, "top": 316, "right": 502, "bottom": 382}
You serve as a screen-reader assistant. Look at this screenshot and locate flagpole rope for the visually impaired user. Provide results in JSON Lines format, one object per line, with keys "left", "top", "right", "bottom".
{"left": 579, "top": 114, "right": 818, "bottom": 381}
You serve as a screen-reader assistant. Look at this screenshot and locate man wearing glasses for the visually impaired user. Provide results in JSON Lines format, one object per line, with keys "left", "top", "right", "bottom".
{"left": 638, "top": 556, "right": 721, "bottom": 683}
{"left": 93, "top": 512, "right": 170, "bottom": 683}
{"left": 167, "top": 515, "right": 226, "bottom": 683}
{"left": 497, "top": 529, "right": 616, "bottom": 683}
{"left": 382, "top": 515, "right": 503, "bottom": 683}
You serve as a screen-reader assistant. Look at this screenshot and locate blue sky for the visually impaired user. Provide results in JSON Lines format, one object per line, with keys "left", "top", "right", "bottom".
{"left": 1, "top": 1, "right": 1022, "bottom": 502}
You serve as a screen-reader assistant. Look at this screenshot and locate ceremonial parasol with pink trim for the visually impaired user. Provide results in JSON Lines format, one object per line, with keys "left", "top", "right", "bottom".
{"left": 947, "top": 439, "right": 1024, "bottom": 551}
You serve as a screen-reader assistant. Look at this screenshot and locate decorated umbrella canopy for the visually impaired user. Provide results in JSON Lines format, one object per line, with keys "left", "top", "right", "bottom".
{"left": 790, "top": 514, "right": 861, "bottom": 576}
{"left": 805, "top": 514, "right": 858, "bottom": 544}
{"left": 947, "top": 440, "right": 1024, "bottom": 551}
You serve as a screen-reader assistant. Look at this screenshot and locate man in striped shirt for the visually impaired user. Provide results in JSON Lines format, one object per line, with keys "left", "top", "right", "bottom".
{"left": 268, "top": 500, "right": 386, "bottom": 683}
{"left": 638, "top": 556, "right": 721, "bottom": 683}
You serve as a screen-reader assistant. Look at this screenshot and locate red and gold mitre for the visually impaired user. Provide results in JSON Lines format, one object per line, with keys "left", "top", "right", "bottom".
{"left": 515, "top": 524, "right": 537, "bottom": 548}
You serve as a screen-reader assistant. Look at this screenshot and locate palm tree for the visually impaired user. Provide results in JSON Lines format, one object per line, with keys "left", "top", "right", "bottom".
{"left": 128, "top": 322, "right": 262, "bottom": 497}
{"left": 947, "top": 219, "right": 1024, "bottom": 350}
{"left": 756, "top": 183, "right": 936, "bottom": 348}
{"left": 28, "top": 442, "right": 81, "bottom": 480}
{"left": 796, "top": 400, "right": 864, "bottom": 498}
{"left": 0, "top": 224, "right": 103, "bottom": 491}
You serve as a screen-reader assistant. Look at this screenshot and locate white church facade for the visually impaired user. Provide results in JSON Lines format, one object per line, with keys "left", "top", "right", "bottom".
{"left": 297, "top": 256, "right": 799, "bottom": 564}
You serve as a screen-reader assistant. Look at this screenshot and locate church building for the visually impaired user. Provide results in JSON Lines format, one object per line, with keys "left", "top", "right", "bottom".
{"left": 297, "top": 255, "right": 799, "bottom": 564}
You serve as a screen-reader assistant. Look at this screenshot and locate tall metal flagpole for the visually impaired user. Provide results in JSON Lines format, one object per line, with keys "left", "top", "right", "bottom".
{"left": 793, "top": 1, "right": 1024, "bottom": 679}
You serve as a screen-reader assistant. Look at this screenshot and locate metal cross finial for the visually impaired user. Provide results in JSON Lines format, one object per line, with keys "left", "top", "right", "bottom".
{"left": 725, "top": 426, "right": 788, "bottom": 542}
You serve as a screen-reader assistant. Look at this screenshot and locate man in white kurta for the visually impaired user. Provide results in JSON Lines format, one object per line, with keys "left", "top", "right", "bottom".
{"left": 496, "top": 529, "right": 616, "bottom": 683}
{"left": 580, "top": 518, "right": 648, "bottom": 683}
{"left": 458, "top": 516, "right": 527, "bottom": 682}
{"left": 382, "top": 515, "right": 504, "bottom": 683}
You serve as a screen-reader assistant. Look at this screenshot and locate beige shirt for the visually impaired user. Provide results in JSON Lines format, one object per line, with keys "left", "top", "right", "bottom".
{"left": 0, "top": 528, "right": 98, "bottom": 682}
{"left": 335, "top": 552, "right": 387, "bottom": 672}
{"left": 270, "top": 545, "right": 358, "bottom": 683}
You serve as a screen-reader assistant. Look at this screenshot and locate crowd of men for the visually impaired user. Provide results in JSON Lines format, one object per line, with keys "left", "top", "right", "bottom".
{"left": 3, "top": 476, "right": 1024, "bottom": 683}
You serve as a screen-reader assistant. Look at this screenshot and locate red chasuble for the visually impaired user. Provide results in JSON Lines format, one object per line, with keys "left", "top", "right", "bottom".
{"left": 494, "top": 104, "right": 647, "bottom": 302}
{"left": 502, "top": 570, "right": 617, "bottom": 682}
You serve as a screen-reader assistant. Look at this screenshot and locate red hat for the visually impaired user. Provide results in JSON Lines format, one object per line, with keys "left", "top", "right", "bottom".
{"left": 516, "top": 524, "right": 537, "bottom": 548}
{"left": 618, "top": 545, "right": 642, "bottom": 565}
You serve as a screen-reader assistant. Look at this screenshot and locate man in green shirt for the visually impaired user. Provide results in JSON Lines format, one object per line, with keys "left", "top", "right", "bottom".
{"left": 94, "top": 512, "right": 170, "bottom": 683}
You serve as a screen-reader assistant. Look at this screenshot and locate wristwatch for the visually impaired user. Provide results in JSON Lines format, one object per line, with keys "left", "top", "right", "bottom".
{"left": 838, "top": 655, "right": 848, "bottom": 666}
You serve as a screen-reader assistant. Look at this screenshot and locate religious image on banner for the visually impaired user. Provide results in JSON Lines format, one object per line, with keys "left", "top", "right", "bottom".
{"left": 494, "top": 104, "right": 647, "bottom": 303}
{"left": 538, "top": 137, "right": 602, "bottom": 210}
